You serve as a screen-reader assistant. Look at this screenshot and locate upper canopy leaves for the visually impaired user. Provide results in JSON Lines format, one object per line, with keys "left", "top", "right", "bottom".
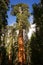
{"left": 11, "top": 3, "right": 29, "bottom": 16}
{"left": 11, "top": 3, "right": 30, "bottom": 31}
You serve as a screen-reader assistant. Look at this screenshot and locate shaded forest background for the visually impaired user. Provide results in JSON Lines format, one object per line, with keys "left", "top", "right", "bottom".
{"left": 0, "top": 0, "right": 43, "bottom": 65}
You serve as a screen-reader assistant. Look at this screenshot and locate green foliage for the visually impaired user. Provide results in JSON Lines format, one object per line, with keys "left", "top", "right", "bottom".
{"left": 16, "top": 13, "right": 30, "bottom": 30}
{"left": 11, "top": 3, "right": 29, "bottom": 16}
{"left": 11, "top": 3, "right": 30, "bottom": 31}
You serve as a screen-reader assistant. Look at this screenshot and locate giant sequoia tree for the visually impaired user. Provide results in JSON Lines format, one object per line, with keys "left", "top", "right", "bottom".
{"left": 11, "top": 3, "right": 30, "bottom": 65}
{"left": 30, "top": 0, "right": 43, "bottom": 65}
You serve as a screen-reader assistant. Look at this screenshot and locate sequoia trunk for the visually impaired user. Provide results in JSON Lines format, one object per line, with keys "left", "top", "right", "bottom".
{"left": 18, "top": 30, "right": 25, "bottom": 65}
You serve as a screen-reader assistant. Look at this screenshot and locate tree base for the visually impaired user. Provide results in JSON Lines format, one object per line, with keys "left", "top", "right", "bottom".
{"left": 18, "top": 62, "right": 26, "bottom": 65}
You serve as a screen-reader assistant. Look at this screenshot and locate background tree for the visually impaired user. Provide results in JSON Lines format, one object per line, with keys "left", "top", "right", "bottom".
{"left": 0, "top": 0, "right": 10, "bottom": 65}
{"left": 0, "top": 0, "right": 10, "bottom": 45}
{"left": 30, "top": 0, "right": 43, "bottom": 65}
{"left": 5, "top": 25, "right": 18, "bottom": 65}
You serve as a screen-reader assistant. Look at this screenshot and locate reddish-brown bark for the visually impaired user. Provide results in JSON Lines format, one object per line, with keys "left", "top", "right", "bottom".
{"left": 18, "top": 30, "right": 25, "bottom": 65}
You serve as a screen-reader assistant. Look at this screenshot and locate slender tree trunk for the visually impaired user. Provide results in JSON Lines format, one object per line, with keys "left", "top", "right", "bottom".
{"left": 8, "top": 34, "right": 13, "bottom": 65}
{"left": 18, "top": 29, "right": 25, "bottom": 65}
{"left": 8, "top": 51, "right": 12, "bottom": 65}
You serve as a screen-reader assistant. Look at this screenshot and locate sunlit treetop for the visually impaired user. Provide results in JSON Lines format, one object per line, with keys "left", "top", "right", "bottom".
{"left": 11, "top": 3, "right": 29, "bottom": 17}
{"left": 11, "top": 3, "right": 30, "bottom": 30}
